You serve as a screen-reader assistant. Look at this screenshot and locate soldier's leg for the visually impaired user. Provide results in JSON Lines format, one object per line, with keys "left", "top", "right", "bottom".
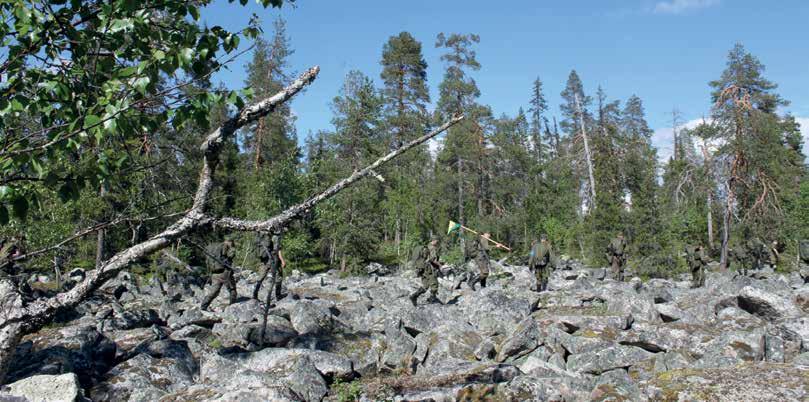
{"left": 409, "top": 285, "right": 426, "bottom": 305}
{"left": 479, "top": 261, "right": 489, "bottom": 288}
{"left": 533, "top": 267, "right": 541, "bottom": 291}
{"left": 611, "top": 257, "right": 619, "bottom": 280}
{"left": 467, "top": 270, "right": 478, "bottom": 290}
{"left": 540, "top": 265, "right": 549, "bottom": 291}
{"left": 698, "top": 266, "right": 705, "bottom": 287}
{"left": 273, "top": 265, "right": 285, "bottom": 300}
{"left": 225, "top": 270, "right": 237, "bottom": 305}
{"left": 201, "top": 274, "right": 225, "bottom": 311}
{"left": 252, "top": 263, "right": 270, "bottom": 299}
{"left": 426, "top": 274, "right": 439, "bottom": 303}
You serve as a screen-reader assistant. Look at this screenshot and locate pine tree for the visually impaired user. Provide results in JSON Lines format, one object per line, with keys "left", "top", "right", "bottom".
{"left": 379, "top": 32, "right": 431, "bottom": 254}
{"left": 434, "top": 33, "right": 486, "bottom": 256}
{"left": 709, "top": 43, "right": 804, "bottom": 268}
{"left": 243, "top": 18, "right": 297, "bottom": 171}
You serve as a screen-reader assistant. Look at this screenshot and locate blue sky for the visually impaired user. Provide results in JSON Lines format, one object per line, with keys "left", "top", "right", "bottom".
{"left": 203, "top": 0, "right": 809, "bottom": 159}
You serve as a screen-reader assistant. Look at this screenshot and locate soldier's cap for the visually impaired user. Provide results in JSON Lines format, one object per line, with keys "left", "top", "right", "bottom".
{"left": 540, "top": 234, "right": 548, "bottom": 241}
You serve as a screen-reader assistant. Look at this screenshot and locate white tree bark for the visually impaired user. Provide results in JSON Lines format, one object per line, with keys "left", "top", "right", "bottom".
{"left": 0, "top": 65, "right": 463, "bottom": 384}
{"left": 574, "top": 93, "right": 597, "bottom": 210}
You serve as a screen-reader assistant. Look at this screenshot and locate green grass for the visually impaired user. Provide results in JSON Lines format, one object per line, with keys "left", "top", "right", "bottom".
{"left": 332, "top": 378, "right": 363, "bottom": 402}
{"left": 292, "top": 257, "right": 331, "bottom": 275}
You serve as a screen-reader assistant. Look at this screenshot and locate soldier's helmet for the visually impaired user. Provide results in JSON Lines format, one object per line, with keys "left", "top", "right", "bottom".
{"left": 540, "top": 234, "right": 548, "bottom": 242}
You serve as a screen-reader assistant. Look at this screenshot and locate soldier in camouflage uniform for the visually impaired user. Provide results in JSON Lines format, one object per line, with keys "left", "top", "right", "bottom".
{"left": 0, "top": 236, "right": 24, "bottom": 281}
{"left": 800, "top": 240, "right": 809, "bottom": 267}
{"left": 529, "top": 234, "right": 555, "bottom": 292}
{"left": 799, "top": 240, "right": 809, "bottom": 283}
{"left": 746, "top": 237, "right": 768, "bottom": 273}
{"left": 686, "top": 244, "right": 709, "bottom": 288}
{"left": 252, "top": 232, "right": 286, "bottom": 302}
{"left": 200, "top": 238, "right": 237, "bottom": 311}
{"left": 467, "top": 233, "right": 492, "bottom": 290}
{"left": 409, "top": 236, "right": 441, "bottom": 306}
{"left": 606, "top": 232, "right": 627, "bottom": 282}
{"left": 729, "top": 244, "right": 750, "bottom": 276}
{"left": 767, "top": 240, "right": 782, "bottom": 269}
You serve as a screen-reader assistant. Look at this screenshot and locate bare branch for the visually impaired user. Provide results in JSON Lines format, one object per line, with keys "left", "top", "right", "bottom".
{"left": 215, "top": 114, "right": 465, "bottom": 233}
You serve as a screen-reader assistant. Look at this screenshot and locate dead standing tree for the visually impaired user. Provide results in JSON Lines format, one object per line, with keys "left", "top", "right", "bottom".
{"left": 574, "top": 93, "right": 596, "bottom": 211}
{"left": 0, "top": 66, "right": 463, "bottom": 384}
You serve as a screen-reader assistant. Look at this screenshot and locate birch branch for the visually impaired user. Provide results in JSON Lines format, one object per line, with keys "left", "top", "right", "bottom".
{"left": 214, "top": 114, "right": 465, "bottom": 233}
{"left": 0, "top": 67, "right": 321, "bottom": 334}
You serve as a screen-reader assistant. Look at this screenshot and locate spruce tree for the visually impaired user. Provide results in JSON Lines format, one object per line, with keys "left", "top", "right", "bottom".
{"left": 528, "top": 77, "right": 548, "bottom": 163}
{"left": 317, "top": 71, "right": 385, "bottom": 272}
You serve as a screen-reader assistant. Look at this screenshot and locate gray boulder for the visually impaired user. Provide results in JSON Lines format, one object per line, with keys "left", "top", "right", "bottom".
{"left": 9, "top": 324, "right": 116, "bottom": 387}
{"left": 0, "top": 373, "right": 86, "bottom": 402}
{"left": 495, "top": 317, "right": 543, "bottom": 363}
{"left": 738, "top": 286, "right": 801, "bottom": 321}
{"left": 567, "top": 345, "right": 654, "bottom": 375}
{"left": 211, "top": 314, "right": 296, "bottom": 350}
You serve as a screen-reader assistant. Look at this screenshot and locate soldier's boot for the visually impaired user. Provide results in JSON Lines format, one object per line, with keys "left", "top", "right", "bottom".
{"left": 426, "top": 288, "right": 441, "bottom": 304}
{"left": 409, "top": 288, "right": 425, "bottom": 306}
{"left": 274, "top": 278, "right": 286, "bottom": 300}
{"left": 223, "top": 271, "right": 237, "bottom": 305}
{"left": 200, "top": 286, "right": 220, "bottom": 311}
{"left": 479, "top": 273, "right": 488, "bottom": 288}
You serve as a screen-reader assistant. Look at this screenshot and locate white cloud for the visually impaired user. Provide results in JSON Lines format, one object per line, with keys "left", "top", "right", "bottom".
{"left": 653, "top": 0, "right": 720, "bottom": 14}
{"left": 427, "top": 137, "right": 443, "bottom": 159}
{"left": 652, "top": 116, "right": 809, "bottom": 164}
{"left": 796, "top": 117, "right": 809, "bottom": 156}
{"left": 651, "top": 118, "right": 707, "bottom": 162}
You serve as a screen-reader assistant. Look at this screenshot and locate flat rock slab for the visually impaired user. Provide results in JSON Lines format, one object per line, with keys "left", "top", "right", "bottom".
{"left": 641, "top": 363, "right": 809, "bottom": 402}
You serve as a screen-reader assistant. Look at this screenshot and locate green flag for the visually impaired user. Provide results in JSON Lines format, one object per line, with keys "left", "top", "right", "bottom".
{"left": 447, "top": 220, "right": 462, "bottom": 235}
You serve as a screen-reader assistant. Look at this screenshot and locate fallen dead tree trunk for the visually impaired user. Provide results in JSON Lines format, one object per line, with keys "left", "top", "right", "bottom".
{"left": 0, "top": 65, "right": 463, "bottom": 384}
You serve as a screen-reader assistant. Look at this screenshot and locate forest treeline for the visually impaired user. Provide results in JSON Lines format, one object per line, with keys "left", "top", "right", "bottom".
{"left": 3, "top": 19, "right": 808, "bottom": 278}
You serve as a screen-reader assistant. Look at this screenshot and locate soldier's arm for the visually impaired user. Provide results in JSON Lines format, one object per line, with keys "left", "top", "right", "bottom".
{"left": 279, "top": 250, "right": 286, "bottom": 269}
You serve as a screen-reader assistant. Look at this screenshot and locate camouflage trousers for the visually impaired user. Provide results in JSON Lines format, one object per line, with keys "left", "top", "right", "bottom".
{"left": 467, "top": 258, "right": 490, "bottom": 290}
{"left": 410, "top": 271, "right": 439, "bottom": 305}
{"left": 252, "top": 260, "right": 283, "bottom": 301}
{"left": 610, "top": 255, "right": 625, "bottom": 282}
{"left": 533, "top": 264, "right": 550, "bottom": 292}
{"left": 691, "top": 265, "right": 705, "bottom": 288}
{"left": 201, "top": 269, "right": 237, "bottom": 311}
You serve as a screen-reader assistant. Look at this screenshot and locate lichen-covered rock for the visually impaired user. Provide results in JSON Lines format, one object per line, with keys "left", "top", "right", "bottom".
{"left": 567, "top": 345, "right": 654, "bottom": 375}
{"left": 495, "top": 317, "right": 542, "bottom": 363}
{"left": 211, "top": 314, "right": 296, "bottom": 350}
{"left": 9, "top": 324, "right": 116, "bottom": 387}
{"left": 641, "top": 363, "right": 809, "bottom": 401}
{"left": 0, "top": 373, "right": 86, "bottom": 402}
{"left": 200, "top": 351, "right": 328, "bottom": 402}
{"left": 738, "top": 286, "right": 801, "bottom": 322}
